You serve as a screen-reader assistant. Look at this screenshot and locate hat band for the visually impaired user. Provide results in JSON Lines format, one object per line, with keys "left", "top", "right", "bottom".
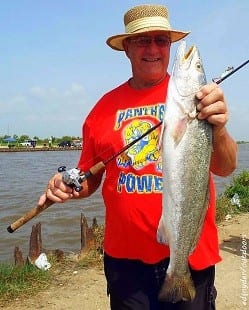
{"left": 125, "top": 16, "right": 171, "bottom": 34}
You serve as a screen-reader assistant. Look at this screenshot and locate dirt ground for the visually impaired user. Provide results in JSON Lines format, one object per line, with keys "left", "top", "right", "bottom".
{"left": 1, "top": 213, "right": 248, "bottom": 310}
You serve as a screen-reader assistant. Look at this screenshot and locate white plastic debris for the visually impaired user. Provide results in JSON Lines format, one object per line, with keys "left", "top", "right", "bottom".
{"left": 225, "top": 214, "right": 232, "bottom": 221}
{"left": 34, "top": 253, "right": 51, "bottom": 271}
{"left": 230, "top": 193, "right": 241, "bottom": 208}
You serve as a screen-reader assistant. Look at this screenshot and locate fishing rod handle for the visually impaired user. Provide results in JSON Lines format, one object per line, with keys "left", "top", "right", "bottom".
{"left": 7, "top": 199, "right": 54, "bottom": 233}
{"left": 6, "top": 163, "right": 105, "bottom": 233}
{"left": 88, "top": 161, "right": 106, "bottom": 175}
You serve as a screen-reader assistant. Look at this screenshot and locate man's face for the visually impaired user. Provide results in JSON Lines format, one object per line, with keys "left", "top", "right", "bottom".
{"left": 123, "top": 31, "right": 171, "bottom": 85}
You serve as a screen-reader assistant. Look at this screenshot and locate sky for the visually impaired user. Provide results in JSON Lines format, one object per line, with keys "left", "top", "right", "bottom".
{"left": 0, "top": 0, "right": 248, "bottom": 140}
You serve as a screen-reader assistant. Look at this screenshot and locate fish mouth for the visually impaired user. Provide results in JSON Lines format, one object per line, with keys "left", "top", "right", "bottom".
{"left": 179, "top": 43, "right": 197, "bottom": 70}
{"left": 184, "top": 46, "right": 195, "bottom": 62}
{"left": 172, "top": 40, "right": 206, "bottom": 97}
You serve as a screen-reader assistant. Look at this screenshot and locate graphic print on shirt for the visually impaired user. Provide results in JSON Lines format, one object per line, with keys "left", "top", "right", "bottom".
{"left": 115, "top": 104, "right": 165, "bottom": 194}
{"left": 118, "top": 119, "right": 161, "bottom": 169}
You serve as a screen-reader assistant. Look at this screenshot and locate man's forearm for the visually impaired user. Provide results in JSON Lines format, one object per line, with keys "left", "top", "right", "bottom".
{"left": 210, "top": 127, "right": 238, "bottom": 176}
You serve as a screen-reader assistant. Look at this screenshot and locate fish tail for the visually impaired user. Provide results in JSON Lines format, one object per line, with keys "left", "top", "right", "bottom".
{"left": 158, "top": 272, "right": 196, "bottom": 303}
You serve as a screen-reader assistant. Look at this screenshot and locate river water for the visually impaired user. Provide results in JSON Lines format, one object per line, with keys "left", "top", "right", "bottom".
{"left": 0, "top": 144, "right": 248, "bottom": 263}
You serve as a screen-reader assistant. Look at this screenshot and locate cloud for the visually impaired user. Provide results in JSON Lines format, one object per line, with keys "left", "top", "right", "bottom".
{"left": 0, "top": 83, "right": 90, "bottom": 137}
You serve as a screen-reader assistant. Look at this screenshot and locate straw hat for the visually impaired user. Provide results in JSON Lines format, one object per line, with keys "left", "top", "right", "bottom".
{"left": 106, "top": 4, "right": 190, "bottom": 51}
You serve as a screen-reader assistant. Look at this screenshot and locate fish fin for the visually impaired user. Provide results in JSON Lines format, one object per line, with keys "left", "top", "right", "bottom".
{"left": 157, "top": 217, "right": 169, "bottom": 245}
{"left": 171, "top": 117, "right": 188, "bottom": 144}
{"left": 158, "top": 270, "right": 196, "bottom": 303}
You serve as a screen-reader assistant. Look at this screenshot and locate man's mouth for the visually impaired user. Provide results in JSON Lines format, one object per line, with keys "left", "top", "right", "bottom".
{"left": 142, "top": 58, "right": 160, "bottom": 62}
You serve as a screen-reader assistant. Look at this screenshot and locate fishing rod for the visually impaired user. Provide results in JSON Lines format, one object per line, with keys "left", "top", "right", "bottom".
{"left": 213, "top": 59, "right": 249, "bottom": 84}
{"left": 7, "top": 58, "right": 248, "bottom": 233}
{"left": 7, "top": 121, "right": 162, "bottom": 233}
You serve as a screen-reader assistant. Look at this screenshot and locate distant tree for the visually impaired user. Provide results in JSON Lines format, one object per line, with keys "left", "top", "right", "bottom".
{"left": 3, "top": 135, "right": 11, "bottom": 139}
{"left": 61, "top": 136, "right": 73, "bottom": 142}
{"left": 19, "top": 135, "right": 30, "bottom": 142}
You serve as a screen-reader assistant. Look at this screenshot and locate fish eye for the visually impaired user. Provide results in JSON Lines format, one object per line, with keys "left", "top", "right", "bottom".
{"left": 196, "top": 61, "right": 202, "bottom": 71}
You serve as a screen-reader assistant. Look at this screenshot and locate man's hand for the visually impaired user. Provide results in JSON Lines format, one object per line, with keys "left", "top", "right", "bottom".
{"left": 196, "top": 82, "right": 228, "bottom": 134}
{"left": 38, "top": 173, "right": 81, "bottom": 206}
{"left": 196, "top": 82, "right": 237, "bottom": 176}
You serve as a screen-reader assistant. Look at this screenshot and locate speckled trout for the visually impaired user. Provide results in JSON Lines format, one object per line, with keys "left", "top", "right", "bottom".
{"left": 157, "top": 41, "right": 213, "bottom": 303}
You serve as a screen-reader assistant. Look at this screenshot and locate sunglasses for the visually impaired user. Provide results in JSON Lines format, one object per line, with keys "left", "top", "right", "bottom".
{"left": 127, "top": 35, "right": 171, "bottom": 48}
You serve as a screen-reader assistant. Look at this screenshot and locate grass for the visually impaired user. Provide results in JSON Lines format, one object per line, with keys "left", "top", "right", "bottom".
{"left": 0, "top": 170, "right": 248, "bottom": 304}
{"left": 0, "top": 225, "right": 105, "bottom": 305}
{"left": 0, "top": 263, "right": 50, "bottom": 304}
{"left": 216, "top": 169, "right": 249, "bottom": 223}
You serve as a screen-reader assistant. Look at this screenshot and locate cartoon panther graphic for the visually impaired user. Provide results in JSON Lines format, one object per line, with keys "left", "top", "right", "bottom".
{"left": 118, "top": 120, "right": 160, "bottom": 169}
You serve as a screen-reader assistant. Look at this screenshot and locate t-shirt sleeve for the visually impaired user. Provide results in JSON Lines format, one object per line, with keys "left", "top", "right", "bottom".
{"left": 77, "top": 116, "right": 97, "bottom": 172}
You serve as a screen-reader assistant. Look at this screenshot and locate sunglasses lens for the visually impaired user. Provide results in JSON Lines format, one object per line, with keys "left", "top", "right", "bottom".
{"left": 128, "top": 36, "right": 170, "bottom": 47}
{"left": 136, "top": 37, "right": 152, "bottom": 47}
{"left": 155, "top": 36, "right": 170, "bottom": 47}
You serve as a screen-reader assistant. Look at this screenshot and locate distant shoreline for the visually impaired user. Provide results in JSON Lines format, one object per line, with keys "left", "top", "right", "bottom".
{"left": 0, "top": 147, "right": 82, "bottom": 152}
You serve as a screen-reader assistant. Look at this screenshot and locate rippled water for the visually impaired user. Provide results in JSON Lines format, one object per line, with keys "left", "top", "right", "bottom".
{"left": 0, "top": 144, "right": 248, "bottom": 262}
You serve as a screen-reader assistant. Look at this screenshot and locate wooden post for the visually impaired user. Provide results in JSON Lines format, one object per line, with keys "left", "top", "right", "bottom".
{"left": 14, "top": 246, "right": 25, "bottom": 266}
{"left": 80, "top": 214, "right": 96, "bottom": 254}
{"left": 92, "top": 217, "right": 98, "bottom": 230}
{"left": 28, "top": 222, "right": 42, "bottom": 263}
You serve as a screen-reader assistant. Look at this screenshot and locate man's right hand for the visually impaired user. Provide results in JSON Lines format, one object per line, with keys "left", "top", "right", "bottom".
{"left": 38, "top": 173, "right": 80, "bottom": 206}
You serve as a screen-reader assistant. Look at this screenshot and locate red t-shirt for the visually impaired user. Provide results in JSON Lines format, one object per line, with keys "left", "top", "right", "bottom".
{"left": 78, "top": 75, "right": 221, "bottom": 269}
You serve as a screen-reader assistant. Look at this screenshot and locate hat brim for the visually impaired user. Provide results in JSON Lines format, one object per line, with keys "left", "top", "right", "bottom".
{"left": 106, "top": 28, "right": 190, "bottom": 51}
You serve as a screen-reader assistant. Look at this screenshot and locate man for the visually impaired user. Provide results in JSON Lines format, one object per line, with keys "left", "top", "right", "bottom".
{"left": 39, "top": 4, "right": 237, "bottom": 309}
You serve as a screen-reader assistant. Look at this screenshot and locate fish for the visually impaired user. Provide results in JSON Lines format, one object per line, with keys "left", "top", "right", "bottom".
{"left": 157, "top": 40, "right": 213, "bottom": 303}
